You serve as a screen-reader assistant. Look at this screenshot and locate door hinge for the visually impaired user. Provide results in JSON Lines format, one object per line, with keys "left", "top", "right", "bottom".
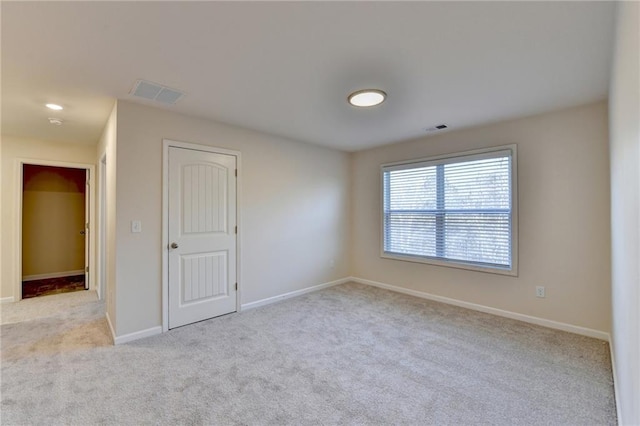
{"left": 85, "top": 266, "right": 89, "bottom": 273}
{"left": 86, "top": 222, "right": 90, "bottom": 229}
{"left": 235, "top": 169, "right": 237, "bottom": 177}
{"left": 235, "top": 283, "right": 238, "bottom": 291}
{"left": 235, "top": 226, "right": 237, "bottom": 234}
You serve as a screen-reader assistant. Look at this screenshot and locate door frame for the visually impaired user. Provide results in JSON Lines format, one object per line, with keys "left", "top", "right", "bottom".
{"left": 161, "top": 139, "right": 242, "bottom": 333}
{"left": 97, "top": 154, "right": 107, "bottom": 301}
{"left": 15, "top": 158, "right": 96, "bottom": 301}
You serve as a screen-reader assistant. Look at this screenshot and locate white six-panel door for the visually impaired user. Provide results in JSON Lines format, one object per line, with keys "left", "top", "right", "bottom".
{"left": 168, "top": 146, "right": 237, "bottom": 329}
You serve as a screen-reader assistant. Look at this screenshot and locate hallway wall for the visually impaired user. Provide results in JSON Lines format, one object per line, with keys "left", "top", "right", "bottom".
{"left": 0, "top": 136, "right": 96, "bottom": 301}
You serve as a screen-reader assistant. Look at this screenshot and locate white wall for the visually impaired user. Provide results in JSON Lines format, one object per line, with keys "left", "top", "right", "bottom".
{"left": 0, "top": 136, "right": 96, "bottom": 300}
{"left": 96, "top": 105, "right": 117, "bottom": 331}
{"left": 112, "top": 100, "right": 350, "bottom": 336}
{"left": 609, "top": 2, "right": 640, "bottom": 424}
{"left": 352, "top": 101, "right": 611, "bottom": 333}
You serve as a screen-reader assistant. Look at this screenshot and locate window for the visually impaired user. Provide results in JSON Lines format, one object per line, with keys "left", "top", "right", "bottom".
{"left": 381, "top": 145, "right": 517, "bottom": 275}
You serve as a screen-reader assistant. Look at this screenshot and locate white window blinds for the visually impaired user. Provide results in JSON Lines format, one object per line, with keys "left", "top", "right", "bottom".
{"left": 382, "top": 146, "right": 516, "bottom": 272}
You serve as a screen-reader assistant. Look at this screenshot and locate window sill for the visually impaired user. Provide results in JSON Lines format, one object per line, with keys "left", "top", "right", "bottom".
{"left": 381, "top": 252, "right": 518, "bottom": 277}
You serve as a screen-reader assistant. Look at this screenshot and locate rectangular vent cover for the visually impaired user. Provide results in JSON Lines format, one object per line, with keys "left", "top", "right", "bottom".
{"left": 425, "top": 124, "right": 448, "bottom": 132}
{"left": 130, "top": 80, "right": 184, "bottom": 105}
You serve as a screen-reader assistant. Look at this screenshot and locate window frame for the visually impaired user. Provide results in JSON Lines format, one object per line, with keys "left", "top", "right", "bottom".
{"left": 380, "top": 144, "right": 518, "bottom": 276}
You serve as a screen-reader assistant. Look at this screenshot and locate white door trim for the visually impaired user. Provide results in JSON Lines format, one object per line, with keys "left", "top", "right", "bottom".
{"left": 98, "top": 154, "right": 107, "bottom": 301}
{"left": 15, "top": 158, "right": 96, "bottom": 301}
{"left": 162, "top": 139, "right": 242, "bottom": 332}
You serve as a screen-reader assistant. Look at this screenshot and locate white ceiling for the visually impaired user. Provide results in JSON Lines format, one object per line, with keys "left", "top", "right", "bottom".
{"left": 1, "top": 1, "right": 615, "bottom": 151}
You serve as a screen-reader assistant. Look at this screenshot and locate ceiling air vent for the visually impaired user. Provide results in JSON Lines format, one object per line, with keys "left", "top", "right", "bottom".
{"left": 425, "top": 124, "right": 448, "bottom": 132}
{"left": 129, "top": 80, "right": 184, "bottom": 105}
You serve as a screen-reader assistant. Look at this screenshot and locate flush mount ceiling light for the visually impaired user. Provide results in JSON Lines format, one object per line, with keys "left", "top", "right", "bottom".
{"left": 348, "top": 89, "right": 386, "bottom": 107}
{"left": 45, "top": 103, "right": 63, "bottom": 110}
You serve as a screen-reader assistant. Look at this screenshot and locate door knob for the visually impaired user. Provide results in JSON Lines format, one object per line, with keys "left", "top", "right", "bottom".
{"left": 170, "top": 242, "right": 179, "bottom": 249}
{"left": 80, "top": 230, "right": 86, "bottom": 235}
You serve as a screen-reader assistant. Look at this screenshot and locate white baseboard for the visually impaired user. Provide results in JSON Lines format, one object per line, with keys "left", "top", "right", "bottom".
{"left": 106, "top": 312, "right": 162, "bottom": 345}
{"left": 241, "top": 277, "right": 351, "bottom": 311}
{"left": 22, "top": 270, "right": 85, "bottom": 282}
{"left": 350, "top": 276, "right": 609, "bottom": 341}
{"left": 105, "top": 312, "right": 116, "bottom": 345}
{"left": 608, "top": 334, "right": 622, "bottom": 423}
{"left": 111, "top": 323, "right": 162, "bottom": 345}
{"left": 1, "top": 296, "right": 15, "bottom": 304}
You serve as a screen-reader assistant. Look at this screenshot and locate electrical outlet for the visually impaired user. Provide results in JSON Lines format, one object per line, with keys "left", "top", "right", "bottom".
{"left": 536, "top": 286, "right": 545, "bottom": 298}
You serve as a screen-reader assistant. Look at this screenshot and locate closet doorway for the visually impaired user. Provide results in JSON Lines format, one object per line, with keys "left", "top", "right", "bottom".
{"left": 20, "top": 164, "right": 90, "bottom": 299}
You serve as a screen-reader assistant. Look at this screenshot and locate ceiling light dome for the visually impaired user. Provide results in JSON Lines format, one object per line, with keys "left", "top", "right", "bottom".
{"left": 45, "top": 103, "right": 63, "bottom": 110}
{"left": 348, "top": 89, "right": 386, "bottom": 107}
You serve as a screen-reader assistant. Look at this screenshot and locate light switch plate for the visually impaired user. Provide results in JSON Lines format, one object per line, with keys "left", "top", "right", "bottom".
{"left": 131, "top": 220, "right": 142, "bottom": 233}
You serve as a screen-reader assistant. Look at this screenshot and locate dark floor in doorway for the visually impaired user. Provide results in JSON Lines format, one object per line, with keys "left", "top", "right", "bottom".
{"left": 22, "top": 275, "right": 85, "bottom": 299}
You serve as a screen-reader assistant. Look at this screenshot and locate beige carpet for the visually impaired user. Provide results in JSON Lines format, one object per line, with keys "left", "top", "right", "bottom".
{"left": 0, "top": 282, "right": 616, "bottom": 425}
{"left": 1, "top": 290, "right": 99, "bottom": 325}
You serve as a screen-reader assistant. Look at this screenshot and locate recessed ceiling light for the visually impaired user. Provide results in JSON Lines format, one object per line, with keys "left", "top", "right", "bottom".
{"left": 45, "top": 103, "right": 63, "bottom": 111}
{"left": 48, "top": 118, "right": 63, "bottom": 126}
{"left": 348, "top": 89, "right": 386, "bottom": 107}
